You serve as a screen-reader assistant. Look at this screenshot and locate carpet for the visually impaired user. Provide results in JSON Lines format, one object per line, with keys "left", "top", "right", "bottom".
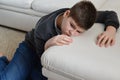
{"left": 0, "top": 26, "right": 25, "bottom": 60}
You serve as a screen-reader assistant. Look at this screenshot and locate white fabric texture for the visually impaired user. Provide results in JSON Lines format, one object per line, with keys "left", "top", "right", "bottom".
{"left": 0, "top": 0, "right": 34, "bottom": 9}
{"left": 31, "top": 0, "right": 107, "bottom": 13}
{"left": 0, "top": 9, "right": 40, "bottom": 31}
{"left": 90, "top": 0, "right": 107, "bottom": 9}
{"left": 0, "top": 4, "right": 46, "bottom": 16}
{"left": 31, "top": 0, "right": 80, "bottom": 13}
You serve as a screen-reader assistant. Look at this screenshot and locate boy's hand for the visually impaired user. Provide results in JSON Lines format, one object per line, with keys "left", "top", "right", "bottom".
{"left": 45, "top": 34, "right": 73, "bottom": 50}
{"left": 96, "top": 26, "right": 116, "bottom": 47}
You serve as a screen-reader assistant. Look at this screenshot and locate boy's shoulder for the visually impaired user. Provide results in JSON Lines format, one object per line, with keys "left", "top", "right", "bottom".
{"left": 35, "top": 8, "right": 70, "bottom": 30}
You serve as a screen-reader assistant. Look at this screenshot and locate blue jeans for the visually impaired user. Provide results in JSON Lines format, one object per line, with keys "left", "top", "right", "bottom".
{"left": 0, "top": 41, "right": 47, "bottom": 80}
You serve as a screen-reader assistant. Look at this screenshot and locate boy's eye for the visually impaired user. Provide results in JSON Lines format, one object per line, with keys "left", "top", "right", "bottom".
{"left": 70, "top": 23, "right": 75, "bottom": 29}
{"left": 77, "top": 30, "right": 84, "bottom": 34}
{"left": 77, "top": 30, "right": 81, "bottom": 33}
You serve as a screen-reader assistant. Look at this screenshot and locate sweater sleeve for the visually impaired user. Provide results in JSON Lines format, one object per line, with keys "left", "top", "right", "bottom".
{"left": 95, "top": 11, "right": 119, "bottom": 30}
{"left": 33, "top": 17, "right": 47, "bottom": 57}
{"left": 34, "top": 35, "right": 46, "bottom": 57}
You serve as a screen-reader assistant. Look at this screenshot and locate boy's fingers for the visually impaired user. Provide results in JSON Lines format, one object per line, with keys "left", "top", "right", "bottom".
{"left": 97, "top": 35, "right": 105, "bottom": 45}
{"left": 57, "top": 40, "right": 70, "bottom": 46}
{"left": 100, "top": 36, "right": 108, "bottom": 47}
{"left": 105, "top": 38, "right": 111, "bottom": 47}
{"left": 110, "top": 39, "right": 115, "bottom": 46}
{"left": 61, "top": 35, "right": 73, "bottom": 42}
{"left": 56, "top": 35, "right": 73, "bottom": 45}
{"left": 63, "top": 37, "right": 73, "bottom": 42}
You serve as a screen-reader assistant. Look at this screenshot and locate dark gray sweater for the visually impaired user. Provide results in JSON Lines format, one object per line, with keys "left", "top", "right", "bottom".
{"left": 25, "top": 8, "right": 119, "bottom": 57}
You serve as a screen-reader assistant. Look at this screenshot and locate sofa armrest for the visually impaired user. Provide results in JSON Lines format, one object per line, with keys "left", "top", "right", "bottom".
{"left": 41, "top": 23, "right": 120, "bottom": 80}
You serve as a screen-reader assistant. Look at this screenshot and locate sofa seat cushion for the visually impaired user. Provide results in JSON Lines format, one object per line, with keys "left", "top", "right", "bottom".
{"left": 0, "top": 0, "right": 34, "bottom": 9}
{"left": 32, "top": 0, "right": 107, "bottom": 14}
{"left": 41, "top": 23, "right": 120, "bottom": 80}
{"left": 0, "top": 4, "right": 47, "bottom": 17}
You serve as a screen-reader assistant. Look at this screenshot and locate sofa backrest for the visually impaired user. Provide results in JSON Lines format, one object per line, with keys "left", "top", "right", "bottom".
{"left": 0, "top": 0, "right": 34, "bottom": 9}
{"left": 31, "top": 0, "right": 107, "bottom": 13}
{"left": 0, "top": 0, "right": 108, "bottom": 13}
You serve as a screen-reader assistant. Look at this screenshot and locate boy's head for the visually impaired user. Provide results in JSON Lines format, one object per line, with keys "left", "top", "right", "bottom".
{"left": 59, "top": 0, "right": 97, "bottom": 36}
{"left": 70, "top": 0, "right": 97, "bottom": 30}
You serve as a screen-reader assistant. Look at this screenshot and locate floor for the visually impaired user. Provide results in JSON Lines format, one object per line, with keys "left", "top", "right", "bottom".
{"left": 0, "top": 26, "right": 25, "bottom": 60}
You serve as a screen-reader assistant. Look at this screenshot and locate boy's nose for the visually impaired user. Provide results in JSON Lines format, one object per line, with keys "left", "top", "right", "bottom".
{"left": 69, "top": 30, "right": 76, "bottom": 36}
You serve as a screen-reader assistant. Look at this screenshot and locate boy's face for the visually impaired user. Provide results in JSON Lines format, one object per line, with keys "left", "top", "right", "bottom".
{"left": 60, "top": 10, "right": 85, "bottom": 36}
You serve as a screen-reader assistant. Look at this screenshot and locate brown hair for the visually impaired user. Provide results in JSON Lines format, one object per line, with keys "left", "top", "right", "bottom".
{"left": 69, "top": 0, "right": 97, "bottom": 30}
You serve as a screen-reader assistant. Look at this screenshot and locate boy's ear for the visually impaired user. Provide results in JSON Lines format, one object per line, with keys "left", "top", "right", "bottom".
{"left": 63, "top": 10, "right": 70, "bottom": 17}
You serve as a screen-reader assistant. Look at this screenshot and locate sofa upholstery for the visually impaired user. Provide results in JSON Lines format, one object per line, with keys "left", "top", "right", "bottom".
{"left": 0, "top": 0, "right": 120, "bottom": 80}
{"left": 0, "top": 0, "right": 40, "bottom": 31}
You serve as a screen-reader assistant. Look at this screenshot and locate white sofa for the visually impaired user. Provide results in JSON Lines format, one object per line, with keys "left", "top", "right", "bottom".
{"left": 0, "top": 0, "right": 120, "bottom": 80}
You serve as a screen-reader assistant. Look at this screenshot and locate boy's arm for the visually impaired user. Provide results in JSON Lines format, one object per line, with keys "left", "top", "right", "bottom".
{"left": 34, "top": 36, "right": 46, "bottom": 57}
{"left": 96, "top": 11, "right": 119, "bottom": 30}
{"left": 95, "top": 11, "right": 119, "bottom": 47}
